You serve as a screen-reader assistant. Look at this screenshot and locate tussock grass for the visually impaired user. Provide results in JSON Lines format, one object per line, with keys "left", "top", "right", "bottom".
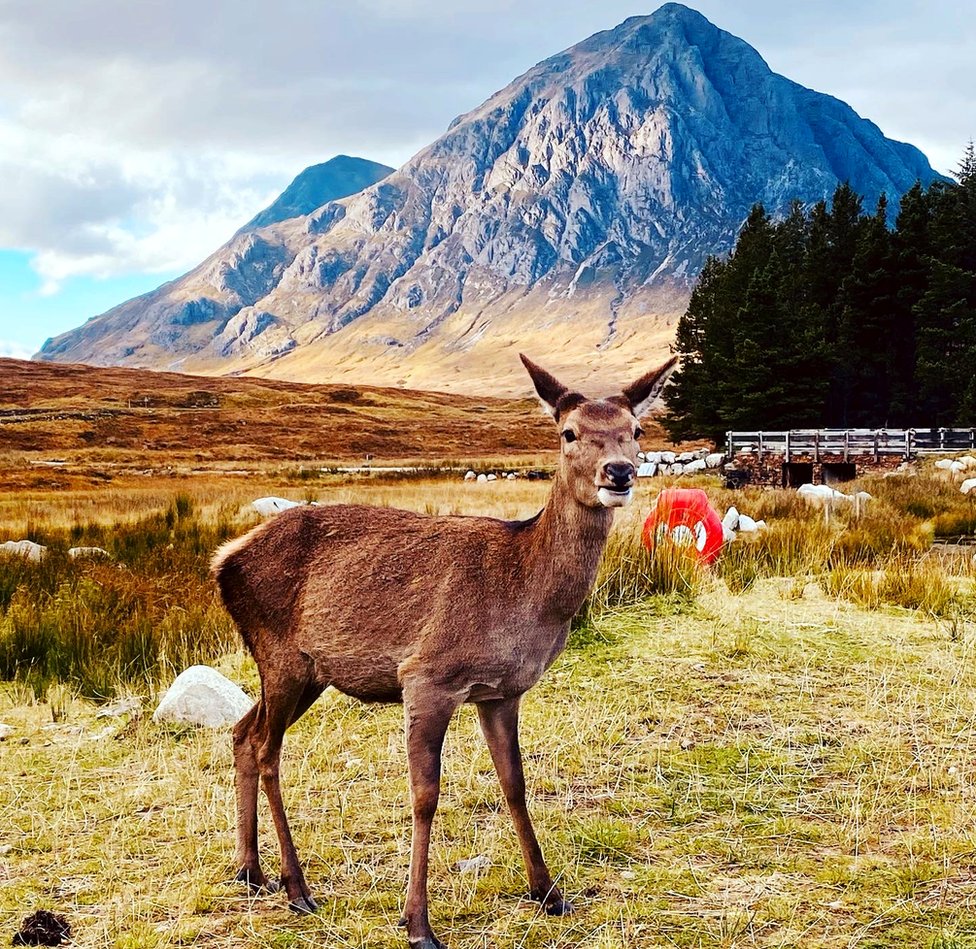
{"left": 6, "top": 582, "right": 976, "bottom": 947}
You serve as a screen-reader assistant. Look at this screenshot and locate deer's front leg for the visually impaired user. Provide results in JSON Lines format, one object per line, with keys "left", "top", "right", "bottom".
{"left": 400, "top": 683, "right": 459, "bottom": 949}
{"left": 477, "top": 696, "right": 572, "bottom": 915}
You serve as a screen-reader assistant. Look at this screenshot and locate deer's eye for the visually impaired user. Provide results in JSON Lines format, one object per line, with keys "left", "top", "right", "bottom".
{"left": 562, "top": 430, "right": 577, "bottom": 443}
{"left": 634, "top": 427, "right": 644, "bottom": 440}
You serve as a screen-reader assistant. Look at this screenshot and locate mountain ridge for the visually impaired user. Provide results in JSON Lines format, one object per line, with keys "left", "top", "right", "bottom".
{"left": 37, "top": 3, "right": 944, "bottom": 394}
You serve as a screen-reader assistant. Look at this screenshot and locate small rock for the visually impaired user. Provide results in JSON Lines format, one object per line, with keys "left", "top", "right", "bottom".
{"left": 97, "top": 696, "right": 141, "bottom": 719}
{"left": 934, "top": 458, "right": 955, "bottom": 470}
{"left": 0, "top": 723, "right": 13, "bottom": 740}
{"left": 476, "top": 473, "right": 488, "bottom": 483}
{"left": 0, "top": 540, "right": 47, "bottom": 562}
{"left": 679, "top": 737, "right": 696, "bottom": 751}
{"left": 660, "top": 451, "right": 677, "bottom": 465}
{"left": 644, "top": 451, "right": 662, "bottom": 464}
{"left": 961, "top": 478, "right": 976, "bottom": 496}
{"left": 506, "top": 472, "right": 517, "bottom": 480}
{"left": 457, "top": 854, "right": 491, "bottom": 873}
{"left": 722, "top": 506, "right": 740, "bottom": 532}
{"left": 677, "top": 451, "right": 695, "bottom": 463}
{"left": 251, "top": 497, "right": 302, "bottom": 517}
{"left": 463, "top": 470, "right": 477, "bottom": 482}
{"left": 737, "top": 514, "right": 759, "bottom": 532}
{"left": 68, "top": 546, "right": 111, "bottom": 560}
{"left": 684, "top": 459, "right": 707, "bottom": 473}
{"left": 152, "top": 666, "right": 252, "bottom": 728}
{"left": 620, "top": 870, "right": 637, "bottom": 880}
{"left": 486, "top": 473, "right": 497, "bottom": 482}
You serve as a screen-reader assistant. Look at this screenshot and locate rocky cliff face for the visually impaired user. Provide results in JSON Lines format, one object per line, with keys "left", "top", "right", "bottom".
{"left": 37, "top": 3, "right": 943, "bottom": 394}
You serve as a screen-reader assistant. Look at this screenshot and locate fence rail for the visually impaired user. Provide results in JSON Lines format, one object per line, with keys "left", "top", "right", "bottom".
{"left": 727, "top": 428, "right": 976, "bottom": 460}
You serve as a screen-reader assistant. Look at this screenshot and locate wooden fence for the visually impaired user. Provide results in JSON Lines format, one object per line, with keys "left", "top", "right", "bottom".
{"left": 727, "top": 428, "right": 976, "bottom": 461}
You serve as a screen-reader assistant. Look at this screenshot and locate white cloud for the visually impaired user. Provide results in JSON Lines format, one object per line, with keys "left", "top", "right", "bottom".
{"left": 0, "top": 339, "right": 36, "bottom": 360}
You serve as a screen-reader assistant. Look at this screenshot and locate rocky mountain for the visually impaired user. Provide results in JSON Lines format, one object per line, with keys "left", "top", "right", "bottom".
{"left": 242, "top": 155, "right": 392, "bottom": 230}
{"left": 37, "top": 3, "right": 944, "bottom": 394}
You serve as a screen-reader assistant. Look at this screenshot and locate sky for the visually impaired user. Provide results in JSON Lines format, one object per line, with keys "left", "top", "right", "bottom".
{"left": 0, "top": 0, "right": 971, "bottom": 360}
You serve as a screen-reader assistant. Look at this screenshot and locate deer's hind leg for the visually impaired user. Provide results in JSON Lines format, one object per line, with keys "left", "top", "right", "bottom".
{"left": 234, "top": 672, "right": 324, "bottom": 913}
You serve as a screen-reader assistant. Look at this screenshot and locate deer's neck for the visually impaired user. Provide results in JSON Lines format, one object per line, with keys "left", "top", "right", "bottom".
{"left": 522, "top": 477, "right": 613, "bottom": 623}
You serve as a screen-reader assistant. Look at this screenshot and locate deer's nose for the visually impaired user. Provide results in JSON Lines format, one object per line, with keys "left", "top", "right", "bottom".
{"left": 604, "top": 462, "right": 635, "bottom": 487}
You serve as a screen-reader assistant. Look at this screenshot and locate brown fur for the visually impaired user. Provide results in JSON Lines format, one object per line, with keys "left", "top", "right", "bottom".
{"left": 212, "top": 354, "right": 676, "bottom": 949}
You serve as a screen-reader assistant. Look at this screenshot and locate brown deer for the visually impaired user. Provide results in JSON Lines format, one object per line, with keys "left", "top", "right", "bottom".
{"left": 211, "top": 354, "right": 675, "bottom": 949}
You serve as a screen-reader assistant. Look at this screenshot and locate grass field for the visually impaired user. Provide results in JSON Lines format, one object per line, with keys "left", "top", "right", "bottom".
{"left": 3, "top": 369, "right": 976, "bottom": 947}
{"left": 2, "top": 467, "right": 976, "bottom": 947}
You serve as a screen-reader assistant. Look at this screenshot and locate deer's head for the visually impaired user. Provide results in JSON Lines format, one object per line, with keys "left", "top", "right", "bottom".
{"left": 521, "top": 355, "right": 677, "bottom": 509}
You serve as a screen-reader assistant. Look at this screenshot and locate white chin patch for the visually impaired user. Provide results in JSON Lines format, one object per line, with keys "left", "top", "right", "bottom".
{"left": 597, "top": 487, "right": 633, "bottom": 508}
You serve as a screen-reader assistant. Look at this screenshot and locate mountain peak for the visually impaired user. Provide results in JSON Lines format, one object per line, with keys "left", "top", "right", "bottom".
{"left": 37, "top": 7, "right": 944, "bottom": 394}
{"left": 243, "top": 155, "right": 393, "bottom": 231}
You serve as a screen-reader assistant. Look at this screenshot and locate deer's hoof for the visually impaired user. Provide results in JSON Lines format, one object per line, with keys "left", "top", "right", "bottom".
{"left": 288, "top": 895, "right": 319, "bottom": 915}
{"left": 406, "top": 937, "right": 448, "bottom": 949}
{"left": 234, "top": 867, "right": 278, "bottom": 893}
{"left": 543, "top": 897, "right": 574, "bottom": 916}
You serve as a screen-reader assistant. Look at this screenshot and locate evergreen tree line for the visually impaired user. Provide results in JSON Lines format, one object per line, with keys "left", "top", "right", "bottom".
{"left": 664, "top": 146, "right": 976, "bottom": 444}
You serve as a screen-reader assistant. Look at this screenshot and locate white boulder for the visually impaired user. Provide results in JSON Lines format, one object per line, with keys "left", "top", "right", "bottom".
{"left": 153, "top": 666, "right": 253, "bottom": 728}
{"left": 677, "top": 451, "right": 696, "bottom": 463}
{"left": 705, "top": 453, "right": 726, "bottom": 469}
{"left": 950, "top": 460, "right": 967, "bottom": 474}
{"left": 0, "top": 540, "right": 47, "bottom": 562}
{"left": 737, "top": 514, "right": 759, "bottom": 532}
{"left": 959, "top": 455, "right": 976, "bottom": 470}
{"left": 68, "top": 546, "right": 111, "bottom": 560}
{"left": 722, "top": 506, "right": 740, "bottom": 532}
{"left": 0, "top": 722, "right": 13, "bottom": 740}
{"left": 935, "top": 459, "right": 955, "bottom": 470}
{"left": 476, "top": 473, "right": 488, "bottom": 483}
{"left": 670, "top": 463, "right": 685, "bottom": 476}
{"left": 506, "top": 472, "right": 517, "bottom": 481}
{"left": 464, "top": 470, "right": 477, "bottom": 482}
{"left": 961, "top": 478, "right": 976, "bottom": 496}
{"left": 684, "top": 459, "right": 707, "bottom": 474}
{"left": 486, "top": 473, "right": 497, "bottom": 482}
{"left": 252, "top": 497, "right": 302, "bottom": 517}
{"left": 644, "top": 451, "right": 662, "bottom": 464}
{"left": 722, "top": 525, "right": 737, "bottom": 544}
{"left": 797, "top": 483, "right": 851, "bottom": 506}
{"left": 660, "top": 451, "right": 677, "bottom": 465}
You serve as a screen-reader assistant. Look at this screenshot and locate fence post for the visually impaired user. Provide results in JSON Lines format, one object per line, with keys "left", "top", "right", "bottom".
{"left": 844, "top": 430, "right": 850, "bottom": 462}
{"left": 874, "top": 430, "right": 880, "bottom": 463}
{"left": 785, "top": 430, "right": 791, "bottom": 462}
{"left": 940, "top": 428, "right": 946, "bottom": 449}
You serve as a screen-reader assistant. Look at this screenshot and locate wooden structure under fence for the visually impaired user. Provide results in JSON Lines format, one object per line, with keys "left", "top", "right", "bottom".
{"left": 725, "top": 428, "right": 976, "bottom": 487}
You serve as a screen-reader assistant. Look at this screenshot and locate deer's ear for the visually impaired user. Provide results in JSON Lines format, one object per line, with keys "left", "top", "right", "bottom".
{"left": 622, "top": 356, "right": 678, "bottom": 417}
{"left": 520, "top": 354, "right": 570, "bottom": 418}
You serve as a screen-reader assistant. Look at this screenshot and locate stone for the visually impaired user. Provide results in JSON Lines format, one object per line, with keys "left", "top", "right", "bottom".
{"left": 464, "top": 470, "right": 477, "bottom": 481}
{"left": 0, "top": 723, "right": 13, "bottom": 740}
{"left": 737, "top": 514, "right": 759, "bottom": 532}
{"left": 506, "top": 472, "right": 517, "bottom": 480}
{"left": 637, "top": 461, "right": 658, "bottom": 478}
{"left": 677, "top": 451, "right": 696, "bottom": 463}
{"left": 961, "top": 478, "right": 976, "bottom": 496}
{"left": 722, "top": 506, "right": 740, "bottom": 531}
{"left": 644, "top": 451, "right": 662, "bottom": 465}
{"left": 705, "top": 453, "right": 726, "bottom": 468}
{"left": 0, "top": 540, "right": 46, "bottom": 562}
{"left": 486, "top": 473, "right": 497, "bottom": 481}
{"left": 476, "top": 473, "right": 488, "bottom": 483}
{"left": 252, "top": 497, "right": 302, "bottom": 516}
{"left": 684, "top": 458, "right": 707, "bottom": 473}
{"left": 68, "top": 546, "right": 111, "bottom": 559}
{"left": 797, "top": 483, "right": 851, "bottom": 505}
{"left": 660, "top": 452, "right": 677, "bottom": 465}
{"left": 959, "top": 455, "right": 976, "bottom": 469}
{"left": 935, "top": 459, "right": 955, "bottom": 470}
{"left": 152, "top": 666, "right": 253, "bottom": 728}
{"left": 457, "top": 854, "right": 491, "bottom": 873}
